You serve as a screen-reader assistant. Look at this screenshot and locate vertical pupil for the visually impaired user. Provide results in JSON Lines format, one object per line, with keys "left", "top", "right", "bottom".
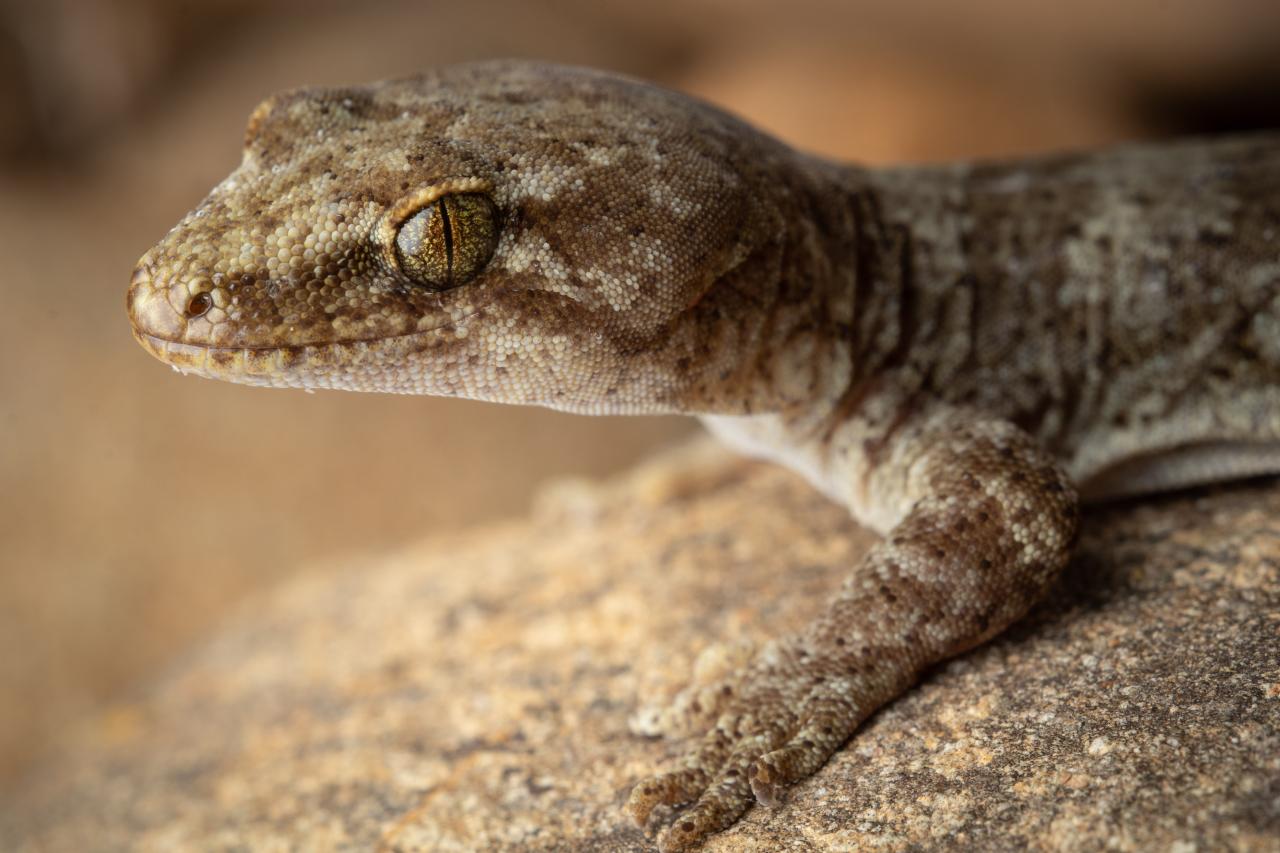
{"left": 437, "top": 198, "right": 454, "bottom": 284}
{"left": 395, "top": 192, "right": 497, "bottom": 288}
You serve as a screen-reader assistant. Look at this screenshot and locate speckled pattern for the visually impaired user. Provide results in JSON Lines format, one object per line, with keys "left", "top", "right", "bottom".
{"left": 1, "top": 447, "right": 1277, "bottom": 851}
{"left": 126, "top": 61, "right": 1280, "bottom": 849}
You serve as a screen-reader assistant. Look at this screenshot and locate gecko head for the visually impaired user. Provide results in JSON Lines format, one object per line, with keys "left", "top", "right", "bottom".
{"left": 127, "top": 60, "right": 801, "bottom": 413}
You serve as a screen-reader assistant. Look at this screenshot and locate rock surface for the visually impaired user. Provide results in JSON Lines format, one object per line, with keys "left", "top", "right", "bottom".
{"left": 3, "top": 442, "right": 1278, "bottom": 852}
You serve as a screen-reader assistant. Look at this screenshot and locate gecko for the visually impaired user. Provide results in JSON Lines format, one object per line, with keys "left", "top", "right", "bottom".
{"left": 125, "top": 60, "right": 1280, "bottom": 851}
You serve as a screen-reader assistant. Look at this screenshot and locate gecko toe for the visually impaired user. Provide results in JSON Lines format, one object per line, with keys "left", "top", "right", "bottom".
{"left": 626, "top": 766, "right": 709, "bottom": 827}
{"left": 631, "top": 658, "right": 864, "bottom": 847}
{"left": 749, "top": 701, "right": 858, "bottom": 805}
{"left": 651, "top": 762, "right": 756, "bottom": 851}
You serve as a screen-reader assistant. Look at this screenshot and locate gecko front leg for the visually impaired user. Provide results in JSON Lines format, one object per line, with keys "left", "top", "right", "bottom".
{"left": 626, "top": 408, "right": 1079, "bottom": 851}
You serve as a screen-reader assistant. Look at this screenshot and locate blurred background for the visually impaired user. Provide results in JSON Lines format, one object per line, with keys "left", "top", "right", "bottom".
{"left": 2, "top": 0, "right": 1278, "bottom": 793}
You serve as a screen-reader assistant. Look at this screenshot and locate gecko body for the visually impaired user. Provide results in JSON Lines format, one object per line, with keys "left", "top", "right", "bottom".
{"left": 126, "top": 61, "right": 1280, "bottom": 850}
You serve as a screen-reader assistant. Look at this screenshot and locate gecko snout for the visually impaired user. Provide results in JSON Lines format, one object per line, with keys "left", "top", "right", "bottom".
{"left": 126, "top": 254, "right": 189, "bottom": 349}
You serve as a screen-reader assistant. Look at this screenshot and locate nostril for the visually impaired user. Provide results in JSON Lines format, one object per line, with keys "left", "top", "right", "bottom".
{"left": 186, "top": 291, "right": 213, "bottom": 318}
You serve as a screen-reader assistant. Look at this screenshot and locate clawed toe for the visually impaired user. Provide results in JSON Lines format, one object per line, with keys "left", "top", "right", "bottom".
{"left": 746, "top": 760, "right": 787, "bottom": 807}
{"left": 629, "top": 648, "right": 876, "bottom": 848}
{"left": 646, "top": 768, "right": 755, "bottom": 852}
{"left": 626, "top": 766, "right": 708, "bottom": 827}
{"left": 749, "top": 702, "right": 859, "bottom": 805}
{"left": 629, "top": 708, "right": 848, "bottom": 848}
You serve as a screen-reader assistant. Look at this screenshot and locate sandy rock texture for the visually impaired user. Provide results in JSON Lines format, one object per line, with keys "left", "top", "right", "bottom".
{"left": 2, "top": 442, "right": 1277, "bottom": 851}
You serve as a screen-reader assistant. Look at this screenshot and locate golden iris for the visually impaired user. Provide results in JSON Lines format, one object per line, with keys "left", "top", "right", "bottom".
{"left": 394, "top": 193, "right": 498, "bottom": 289}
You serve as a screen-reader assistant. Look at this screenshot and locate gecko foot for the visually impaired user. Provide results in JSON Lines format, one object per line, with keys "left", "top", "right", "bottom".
{"left": 626, "top": 639, "right": 874, "bottom": 851}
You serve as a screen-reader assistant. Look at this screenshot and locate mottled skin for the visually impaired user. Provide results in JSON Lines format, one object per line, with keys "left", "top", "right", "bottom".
{"left": 126, "top": 61, "right": 1280, "bottom": 850}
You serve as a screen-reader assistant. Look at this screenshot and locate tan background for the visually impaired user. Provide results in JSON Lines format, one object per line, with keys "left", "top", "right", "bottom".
{"left": 1, "top": 0, "right": 1277, "bottom": 791}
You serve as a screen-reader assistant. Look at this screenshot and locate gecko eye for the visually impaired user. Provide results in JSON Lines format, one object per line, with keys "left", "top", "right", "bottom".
{"left": 393, "top": 193, "right": 499, "bottom": 289}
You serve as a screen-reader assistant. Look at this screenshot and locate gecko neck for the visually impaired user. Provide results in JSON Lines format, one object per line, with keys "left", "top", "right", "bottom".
{"left": 665, "top": 152, "right": 952, "bottom": 425}
{"left": 691, "top": 133, "right": 1280, "bottom": 478}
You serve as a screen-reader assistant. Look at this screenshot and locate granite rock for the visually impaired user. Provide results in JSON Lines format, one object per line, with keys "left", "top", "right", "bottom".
{"left": 2, "top": 441, "right": 1278, "bottom": 851}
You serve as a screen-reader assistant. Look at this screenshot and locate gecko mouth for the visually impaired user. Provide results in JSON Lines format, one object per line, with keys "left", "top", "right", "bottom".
{"left": 126, "top": 258, "right": 486, "bottom": 368}
{"left": 133, "top": 329, "right": 346, "bottom": 378}
{"left": 130, "top": 307, "right": 484, "bottom": 388}
{"left": 127, "top": 261, "right": 489, "bottom": 384}
{"left": 129, "top": 325, "right": 454, "bottom": 390}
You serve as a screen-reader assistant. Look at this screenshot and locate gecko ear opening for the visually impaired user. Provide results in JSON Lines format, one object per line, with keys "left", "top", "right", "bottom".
{"left": 391, "top": 192, "right": 499, "bottom": 290}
